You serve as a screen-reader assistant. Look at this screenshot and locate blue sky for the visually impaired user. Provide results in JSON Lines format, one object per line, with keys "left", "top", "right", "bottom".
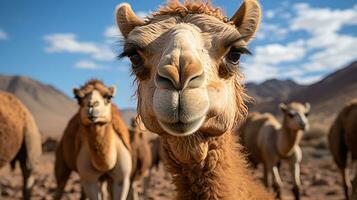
{"left": 0, "top": 0, "right": 356, "bottom": 109}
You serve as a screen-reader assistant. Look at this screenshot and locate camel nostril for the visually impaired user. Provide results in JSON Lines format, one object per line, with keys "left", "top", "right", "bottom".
{"left": 299, "top": 122, "right": 305, "bottom": 129}
{"left": 185, "top": 73, "right": 205, "bottom": 89}
{"left": 155, "top": 74, "right": 179, "bottom": 90}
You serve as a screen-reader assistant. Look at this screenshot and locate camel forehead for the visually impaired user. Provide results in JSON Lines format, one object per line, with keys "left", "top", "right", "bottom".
{"left": 127, "top": 14, "right": 240, "bottom": 50}
{"left": 287, "top": 103, "right": 306, "bottom": 113}
{"left": 87, "top": 90, "right": 104, "bottom": 101}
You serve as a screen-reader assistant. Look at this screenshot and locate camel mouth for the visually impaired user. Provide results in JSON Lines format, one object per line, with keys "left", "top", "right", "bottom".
{"left": 158, "top": 117, "right": 205, "bottom": 136}
{"left": 89, "top": 116, "right": 98, "bottom": 121}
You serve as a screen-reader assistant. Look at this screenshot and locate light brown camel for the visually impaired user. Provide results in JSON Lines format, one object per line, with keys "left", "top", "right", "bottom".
{"left": 54, "top": 79, "right": 132, "bottom": 200}
{"left": 116, "top": 1, "right": 273, "bottom": 199}
{"left": 329, "top": 100, "right": 357, "bottom": 200}
{"left": 129, "top": 117, "right": 152, "bottom": 200}
{"left": 240, "top": 102, "right": 311, "bottom": 200}
{"left": 0, "top": 91, "right": 42, "bottom": 200}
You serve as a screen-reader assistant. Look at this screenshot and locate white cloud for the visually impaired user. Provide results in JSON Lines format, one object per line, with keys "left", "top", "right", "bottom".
{"left": 242, "top": 63, "right": 279, "bottom": 83}
{"left": 252, "top": 40, "right": 306, "bottom": 65}
{"left": 266, "top": 10, "right": 275, "bottom": 19}
{"left": 75, "top": 60, "right": 102, "bottom": 70}
{"left": 291, "top": 3, "right": 357, "bottom": 35}
{"left": 289, "top": 3, "right": 357, "bottom": 73}
{"left": 0, "top": 29, "right": 8, "bottom": 40}
{"left": 256, "top": 23, "right": 289, "bottom": 41}
{"left": 295, "top": 75, "right": 322, "bottom": 85}
{"left": 104, "top": 25, "right": 122, "bottom": 40}
{"left": 137, "top": 11, "right": 149, "bottom": 19}
{"left": 43, "top": 33, "right": 115, "bottom": 61}
{"left": 303, "top": 34, "right": 357, "bottom": 72}
{"left": 246, "top": 3, "right": 357, "bottom": 83}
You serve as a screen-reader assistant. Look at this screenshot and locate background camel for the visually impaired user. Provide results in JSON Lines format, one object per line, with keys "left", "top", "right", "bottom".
{"left": 54, "top": 79, "right": 132, "bottom": 200}
{"left": 0, "top": 91, "right": 42, "bottom": 200}
{"left": 116, "top": 0, "right": 272, "bottom": 199}
{"left": 240, "top": 102, "right": 310, "bottom": 200}
{"left": 129, "top": 117, "right": 152, "bottom": 200}
{"left": 328, "top": 100, "right": 357, "bottom": 200}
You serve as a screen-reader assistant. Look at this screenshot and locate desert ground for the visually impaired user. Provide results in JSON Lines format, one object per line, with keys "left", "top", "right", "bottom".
{"left": 0, "top": 133, "right": 352, "bottom": 200}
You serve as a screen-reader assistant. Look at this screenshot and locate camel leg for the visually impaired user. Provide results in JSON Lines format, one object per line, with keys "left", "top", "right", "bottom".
{"left": 341, "top": 167, "right": 352, "bottom": 200}
{"left": 80, "top": 186, "right": 87, "bottom": 200}
{"left": 54, "top": 147, "right": 71, "bottom": 200}
{"left": 290, "top": 163, "right": 302, "bottom": 200}
{"left": 272, "top": 165, "right": 283, "bottom": 200}
{"left": 111, "top": 175, "right": 131, "bottom": 200}
{"left": 81, "top": 179, "right": 100, "bottom": 200}
{"left": 127, "top": 181, "right": 139, "bottom": 200}
{"left": 100, "top": 181, "right": 110, "bottom": 200}
{"left": 263, "top": 164, "right": 272, "bottom": 189}
{"left": 351, "top": 174, "right": 357, "bottom": 200}
{"left": 19, "top": 145, "right": 34, "bottom": 200}
{"left": 143, "top": 171, "right": 152, "bottom": 199}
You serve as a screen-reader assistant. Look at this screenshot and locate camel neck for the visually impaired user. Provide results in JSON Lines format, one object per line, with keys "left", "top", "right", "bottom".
{"left": 85, "top": 123, "right": 117, "bottom": 172}
{"left": 162, "top": 132, "right": 267, "bottom": 200}
{"left": 277, "top": 119, "right": 302, "bottom": 157}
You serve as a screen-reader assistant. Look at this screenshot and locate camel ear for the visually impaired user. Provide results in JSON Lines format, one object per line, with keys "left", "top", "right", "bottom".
{"left": 230, "top": 0, "right": 261, "bottom": 43}
{"left": 73, "top": 88, "right": 84, "bottom": 104}
{"left": 279, "top": 103, "right": 288, "bottom": 113}
{"left": 305, "top": 102, "right": 311, "bottom": 113}
{"left": 115, "top": 3, "right": 145, "bottom": 39}
{"left": 109, "top": 85, "right": 116, "bottom": 97}
{"left": 73, "top": 88, "right": 84, "bottom": 99}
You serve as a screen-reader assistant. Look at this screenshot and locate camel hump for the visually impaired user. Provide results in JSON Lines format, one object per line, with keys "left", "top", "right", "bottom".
{"left": 111, "top": 105, "right": 132, "bottom": 153}
{"left": 329, "top": 100, "right": 357, "bottom": 165}
{"left": 0, "top": 91, "right": 42, "bottom": 169}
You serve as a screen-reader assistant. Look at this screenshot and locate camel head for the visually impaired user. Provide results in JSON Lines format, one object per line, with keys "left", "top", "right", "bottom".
{"left": 73, "top": 79, "right": 116, "bottom": 126}
{"left": 279, "top": 102, "right": 311, "bottom": 131}
{"left": 116, "top": 0, "right": 261, "bottom": 137}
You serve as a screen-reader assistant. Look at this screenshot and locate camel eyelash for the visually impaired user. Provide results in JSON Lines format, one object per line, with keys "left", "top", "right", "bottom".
{"left": 118, "top": 43, "right": 144, "bottom": 59}
{"left": 118, "top": 48, "right": 139, "bottom": 59}
{"left": 230, "top": 46, "right": 252, "bottom": 55}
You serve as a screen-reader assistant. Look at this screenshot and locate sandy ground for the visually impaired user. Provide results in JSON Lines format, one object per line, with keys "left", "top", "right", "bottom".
{"left": 0, "top": 140, "right": 352, "bottom": 200}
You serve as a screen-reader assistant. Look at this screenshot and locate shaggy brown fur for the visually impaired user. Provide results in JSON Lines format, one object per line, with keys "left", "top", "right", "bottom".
{"left": 0, "top": 91, "right": 42, "bottom": 200}
{"left": 329, "top": 100, "right": 357, "bottom": 200}
{"left": 161, "top": 132, "right": 271, "bottom": 200}
{"left": 151, "top": 0, "right": 230, "bottom": 23}
{"left": 54, "top": 80, "right": 132, "bottom": 200}
{"left": 116, "top": 0, "right": 272, "bottom": 199}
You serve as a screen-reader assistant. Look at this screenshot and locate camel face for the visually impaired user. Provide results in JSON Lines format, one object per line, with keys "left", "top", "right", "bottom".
{"left": 73, "top": 81, "right": 116, "bottom": 125}
{"left": 280, "top": 102, "right": 311, "bottom": 131}
{"left": 116, "top": 1, "right": 261, "bottom": 137}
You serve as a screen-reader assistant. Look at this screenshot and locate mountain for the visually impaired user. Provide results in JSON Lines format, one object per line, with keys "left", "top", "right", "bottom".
{"left": 289, "top": 61, "right": 357, "bottom": 126}
{"left": 246, "top": 79, "right": 306, "bottom": 114}
{"left": 0, "top": 75, "right": 138, "bottom": 139}
{"left": 246, "top": 60, "right": 357, "bottom": 133}
{"left": 0, "top": 75, "right": 78, "bottom": 139}
{"left": 246, "top": 79, "right": 305, "bottom": 103}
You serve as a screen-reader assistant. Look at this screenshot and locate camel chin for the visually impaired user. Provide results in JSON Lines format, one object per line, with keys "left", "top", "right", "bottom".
{"left": 157, "top": 117, "right": 205, "bottom": 137}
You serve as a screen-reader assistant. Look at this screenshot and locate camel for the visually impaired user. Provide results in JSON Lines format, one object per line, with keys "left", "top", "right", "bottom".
{"left": 129, "top": 117, "right": 152, "bottom": 200}
{"left": 328, "top": 100, "right": 357, "bottom": 200}
{"left": 240, "top": 102, "right": 311, "bottom": 200}
{"left": 0, "top": 91, "right": 42, "bottom": 200}
{"left": 116, "top": 0, "right": 273, "bottom": 199}
{"left": 54, "top": 79, "right": 132, "bottom": 200}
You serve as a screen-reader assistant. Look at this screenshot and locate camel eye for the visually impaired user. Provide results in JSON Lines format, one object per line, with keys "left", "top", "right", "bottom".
{"left": 104, "top": 95, "right": 112, "bottom": 103}
{"left": 129, "top": 53, "right": 143, "bottom": 66}
{"left": 305, "top": 112, "right": 309, "bottom": 117}
{"left": 226, "top": 48, "right": 241, "bottom": 65}
{"left": 288, "top": 112, "right": 295, "bottom": 118}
